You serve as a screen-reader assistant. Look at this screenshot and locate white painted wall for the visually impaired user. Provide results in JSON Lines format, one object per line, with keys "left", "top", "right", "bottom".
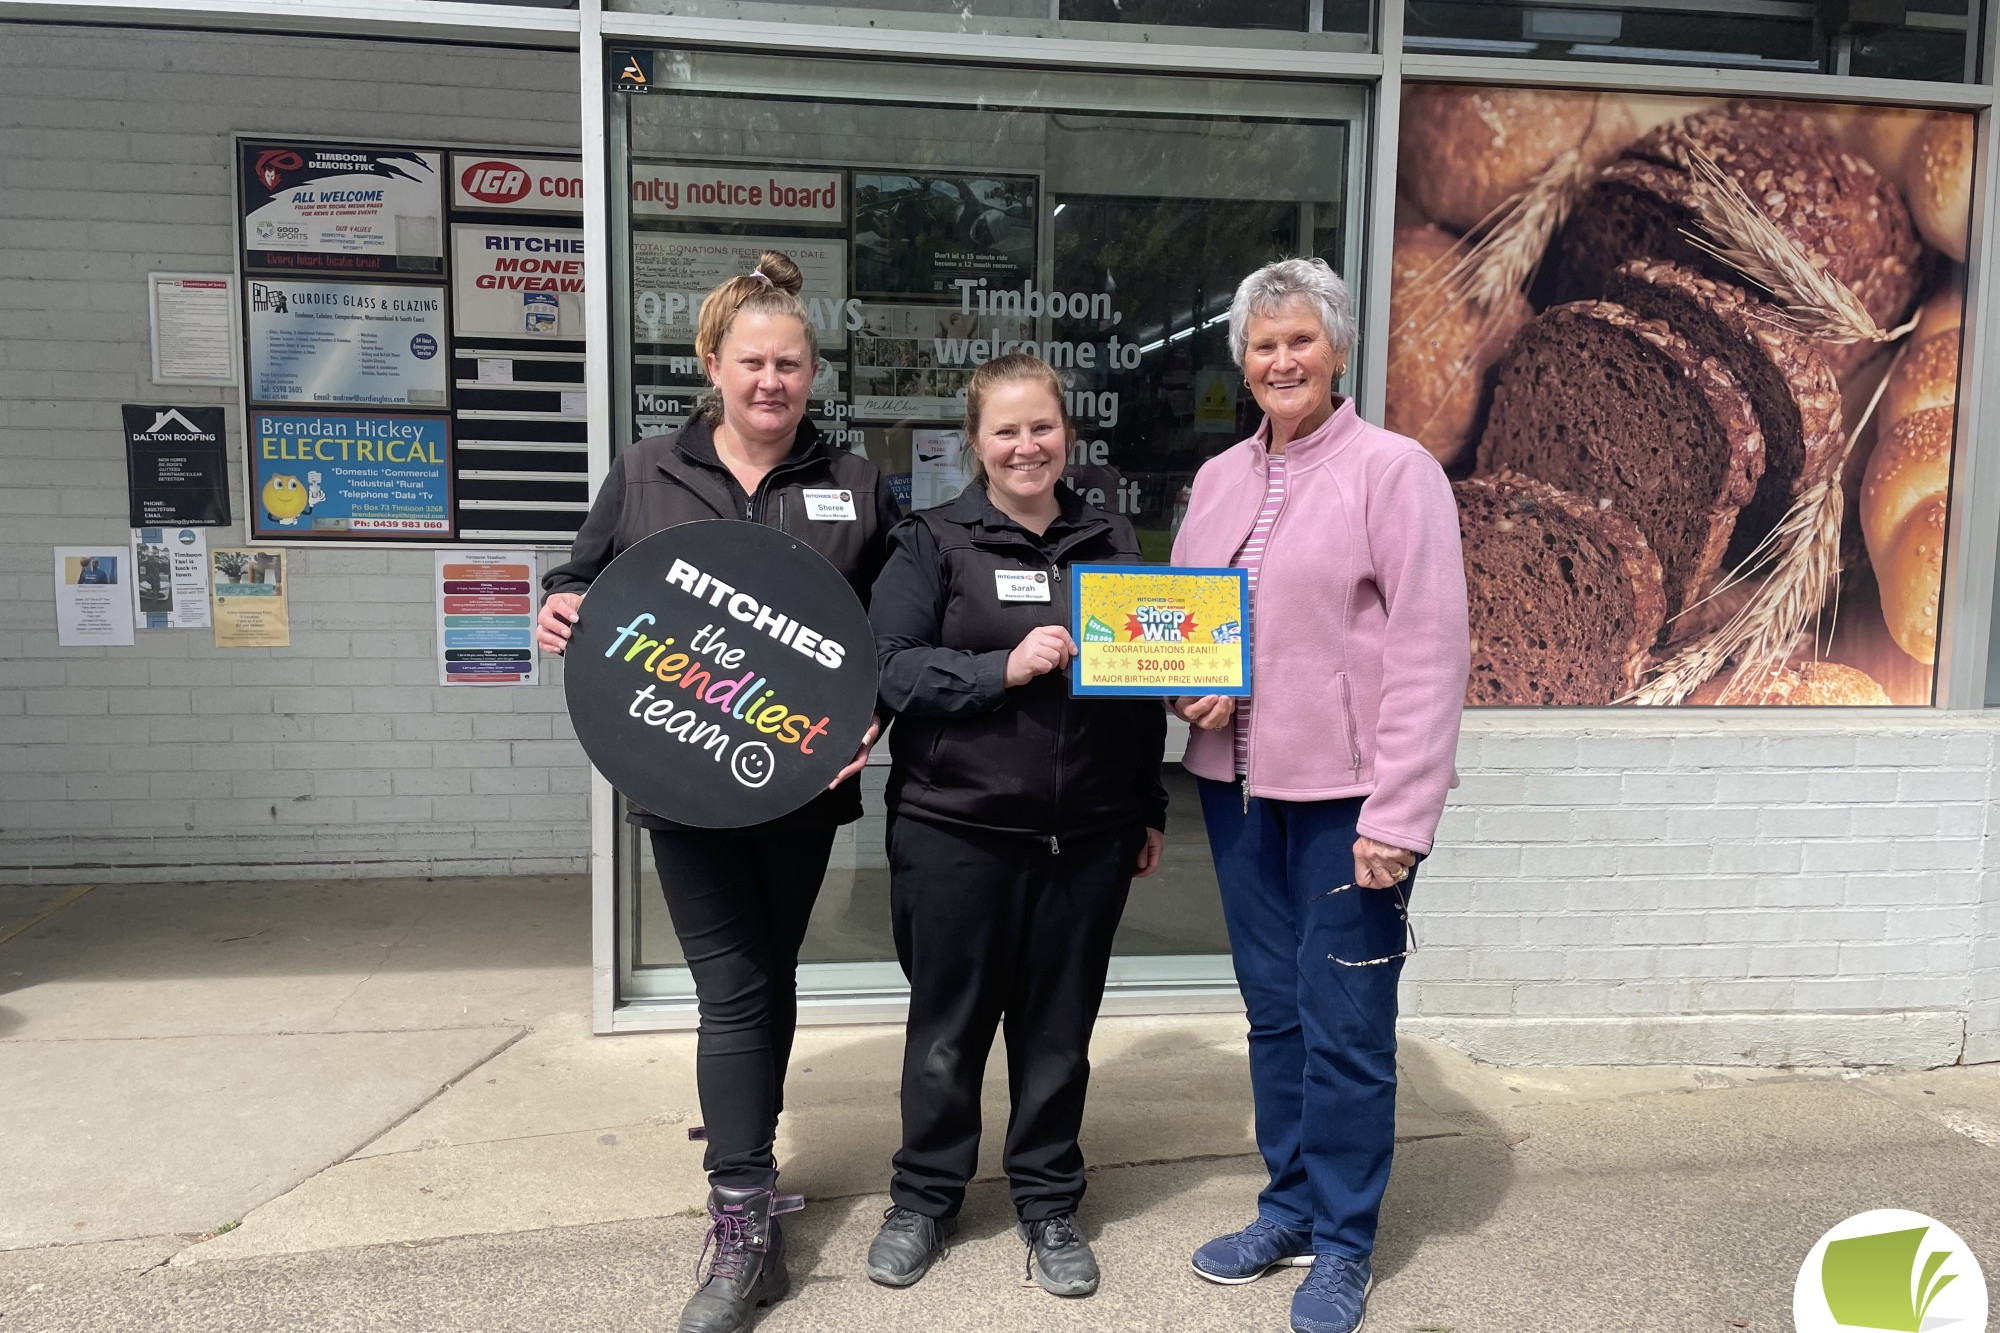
{"left": 1, "top": 23, "right": 1993, "bottom": 1069}
{"left": 0, "top": 25, "right": 587, "bottom": 882}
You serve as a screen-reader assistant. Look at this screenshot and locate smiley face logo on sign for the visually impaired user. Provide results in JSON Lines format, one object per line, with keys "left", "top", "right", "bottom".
{"left": 561, "top": 521, "right": 879, "bottom": 828}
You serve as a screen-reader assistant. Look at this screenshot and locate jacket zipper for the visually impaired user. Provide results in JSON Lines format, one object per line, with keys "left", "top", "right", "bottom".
{"left": 1241, "top": 448, "right": 1289, "bottom": 809}
{"left": 1337, "top": 672, "right": 1361, "bottom": 779}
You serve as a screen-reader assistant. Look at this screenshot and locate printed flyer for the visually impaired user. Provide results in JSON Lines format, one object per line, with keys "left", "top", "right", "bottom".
{"left": 434, "top": 551, "right": 539, "bottom": 686}
{"left": 452, "top": 224, "right": 586, "bottom": 339}
{"left": 241, "top": 142, "right": 444, "bottom": 274}
{"left": 1069, "top": 565, "right": 1249, "bottom": 698}
{"left": 252, "top": 412, "right": 453, "bottom": 540}
{"left": 53, "top": 547, "right": 136, "bottom": 647}
{"left": 632, "top": 235, "right": 850, "bottom": 350}
{"left": 851, "top": 171, "right": 1037, "bottom": 298}
{"left": 122, "top": 404, "right": 231, "bottom": 527}
{"left": 211, "top": 548, "right": 290, "bottom": 648}
{"left": 247, "top": 279, "right": 448, "bottom": 408}
{"left": 131, "top": 526, "right": 212, "bottom": 630}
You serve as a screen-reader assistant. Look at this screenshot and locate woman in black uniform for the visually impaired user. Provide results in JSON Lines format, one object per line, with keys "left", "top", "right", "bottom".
{"left": 862, "top": 353, "right": 1167, "bottom": 1298}
{"left": 536, "top": 252, "right": 899, "bottom": 1333}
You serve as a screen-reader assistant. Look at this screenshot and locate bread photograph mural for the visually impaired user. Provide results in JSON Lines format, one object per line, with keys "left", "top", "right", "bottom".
{"left": 1391, "top": 84, "right": 1974, "bottom": 707}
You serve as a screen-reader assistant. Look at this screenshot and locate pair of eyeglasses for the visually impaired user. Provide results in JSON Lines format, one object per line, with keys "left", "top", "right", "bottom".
{"left": 1317, "top": 880, "right": 1418, "bottom": 968}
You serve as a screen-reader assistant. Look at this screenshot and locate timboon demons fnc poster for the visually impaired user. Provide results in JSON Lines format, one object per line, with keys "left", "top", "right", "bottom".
{"left": 1390, "top": 86, "right": 1973, "bottom": 707}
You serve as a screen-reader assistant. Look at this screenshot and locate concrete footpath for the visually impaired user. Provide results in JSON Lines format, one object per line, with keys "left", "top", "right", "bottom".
{"left": 2, "top": 877, "right": 1998, "bottom": 1333}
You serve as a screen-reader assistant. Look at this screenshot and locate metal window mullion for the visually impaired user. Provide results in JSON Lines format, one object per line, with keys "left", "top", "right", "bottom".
{"left": 579, "top": 0, "right": 621, "bottom": 1032}
{"left": 1398, "top": 52, "right": 1998, "bottom": 107}
{"left": 596, "top": 10, "right": 1386, "bottom": 81}
{"left": 1940, "top": 33, "right": 2000, "bottom": 704}
{"left": 1357, "top": 0, "right": 1404, "bottom": 424}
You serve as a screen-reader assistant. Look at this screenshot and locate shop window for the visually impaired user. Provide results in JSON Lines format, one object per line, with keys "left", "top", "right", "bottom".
{"left": 1404, "top": 0, "right": 1982, "bottom": 82}
{"left": 606, "top": 0, "right": 1370, "bottom": 44}
{"left": 609, "top": 50, "right": 1363, "bottom": 990}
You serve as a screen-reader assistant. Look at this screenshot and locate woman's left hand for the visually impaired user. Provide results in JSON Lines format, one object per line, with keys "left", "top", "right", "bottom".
{"left": 1133, "top": 828, "right": 1166, "bottom": 878}
{"left": 829, "top": 714, "right": 884, "bottom": 788}
{"left": 1353, "top": 836, "right": 1416, "bottom": 889}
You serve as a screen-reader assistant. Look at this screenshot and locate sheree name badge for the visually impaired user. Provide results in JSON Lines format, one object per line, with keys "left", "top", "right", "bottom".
{"left": 1068, "top": 564, "right": 1251, "bottom": 698}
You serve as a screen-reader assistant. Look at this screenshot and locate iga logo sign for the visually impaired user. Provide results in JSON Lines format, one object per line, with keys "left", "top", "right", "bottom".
{"left": 460, "top": 161, "right": 530, "bottom": 205}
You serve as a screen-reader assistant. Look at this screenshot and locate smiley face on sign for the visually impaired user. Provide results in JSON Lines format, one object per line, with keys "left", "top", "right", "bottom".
{"left": 561, "top": 521, "right": 879, "bottom": 828}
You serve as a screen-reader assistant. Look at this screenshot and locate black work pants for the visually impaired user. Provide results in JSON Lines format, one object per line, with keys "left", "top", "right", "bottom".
{"left": 650, "top": 824, "right": 836, "bottom": 1191}
{"left": 887, "top": 816, "right": 1137, "bottom": 1223}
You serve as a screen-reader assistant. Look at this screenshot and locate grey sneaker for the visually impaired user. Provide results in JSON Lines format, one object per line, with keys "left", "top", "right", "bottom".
{"left": 865, "top": 1205, "right": 956, "bottom": 1288}
{"left": 1020, "top": 1214, "right": 1099, "bottom": 1297}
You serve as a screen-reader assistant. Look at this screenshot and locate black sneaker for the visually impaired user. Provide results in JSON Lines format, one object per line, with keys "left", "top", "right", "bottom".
{"left": 1020, "top": 1214, "right": 1099, "bottom": 1297}
{"left": 865, "top": 1205, "right": 957, "bottom": 1288}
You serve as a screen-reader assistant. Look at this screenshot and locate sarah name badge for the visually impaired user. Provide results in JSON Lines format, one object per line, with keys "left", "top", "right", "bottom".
{"left": 803, "top": 489, "right": 857, "bottom": 521}
{"left": 994, "top": 569, "right": 1051, "bottom": 602}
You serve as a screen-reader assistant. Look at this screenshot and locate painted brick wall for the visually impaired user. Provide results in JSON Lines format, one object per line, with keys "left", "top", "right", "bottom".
{"left": 2, "top": 23, "right": 1993, "bottom": 1068}
{"left": 1408, "top": 715, "right": 1996, "bottom": 1066}
{"left": 0, "top": 25, "right": 589, "bottom": 881}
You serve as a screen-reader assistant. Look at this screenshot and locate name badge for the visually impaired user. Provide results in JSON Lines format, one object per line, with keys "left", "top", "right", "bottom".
{"left": 802, "top": 489, "right": 857, "bottom": 522}
{"left": 995, "top": 569, "right": 1052, "bottom": 602}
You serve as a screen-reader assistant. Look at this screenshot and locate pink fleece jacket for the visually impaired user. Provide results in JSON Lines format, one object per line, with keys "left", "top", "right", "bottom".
{"left": 1171, "top": 398, "right": 1470, "bottom": 855}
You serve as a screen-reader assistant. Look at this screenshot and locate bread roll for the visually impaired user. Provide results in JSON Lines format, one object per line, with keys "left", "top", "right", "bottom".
{"left": 1386, "top": 224, "right": 1531, "bottom": 467}
{"left": 1882, "top": 498, "right": 1948, "bottom": 664}
{"left": 1828, "top": 104, "right": 1930, "bottom": 181}
{"left": 1862, "top": 406, "right": 1953, "bottom": 664}
{"left": 1688, "top": 661, "right": 1891, "bottom": 705}
{"left": 1909, "top": 112, "right": 1975, "bottom": 262}
{"left": 1399, "top": 86, "right": 1627, "bottom": 233}
{"left": 1915, "top": 276, "right": 1964, "bottom": 343}
{"left": 1879, "top": 329, "right": 1960, "bottom": 434}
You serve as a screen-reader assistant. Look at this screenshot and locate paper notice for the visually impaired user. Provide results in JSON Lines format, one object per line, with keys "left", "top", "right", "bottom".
{"left": 560, "top": 391, "right": 587, "bottom": 418}
{"left": 131, "top": 526, "right": 212, "bottom": 629}
{"left": 54, "top": 547, "right": 136, "bottom": 646}
{"left": 477, "top": 358, "right": 513, "bottom": 384}
{"left": 150, "top": 274, "right": 236, "bottom": 385}
{"left": 435, "top": 550, "right": 539, "bottom": 685}
{"left": 211, "top": 547, "right": 290, "bottom": 647}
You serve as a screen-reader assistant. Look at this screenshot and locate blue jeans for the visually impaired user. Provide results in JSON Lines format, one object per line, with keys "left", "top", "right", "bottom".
{"left": 1197, "top": 779, "right": 1410, "bottom": 1260}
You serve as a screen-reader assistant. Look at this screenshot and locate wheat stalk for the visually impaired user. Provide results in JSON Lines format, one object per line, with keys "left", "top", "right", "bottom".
{"left": 1669, "top": 135, "right": 1915, "bottom": 346}
{"left": 1391, "top": 147, "right": 1595, "bottom": 338}
{"left": 1627, "top": 347, "right": 1903, "bottom": 705}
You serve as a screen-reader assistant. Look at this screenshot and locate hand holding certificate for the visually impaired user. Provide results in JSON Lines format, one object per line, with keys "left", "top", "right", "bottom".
{"left": 1068, "top": 564, "right": 1251, "bottom": 698}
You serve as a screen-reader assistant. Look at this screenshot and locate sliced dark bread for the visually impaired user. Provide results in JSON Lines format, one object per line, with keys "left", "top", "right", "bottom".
{"left": 1476, "top": 300, "right": 1765, "bottom": 627}
{"left": 1602, "top": 260, "right": 1843, "bottom": 569}
{"left": 1556, "top": 102, "right": 1923, "bottom": 376}
{"left": 1455, "top": 473, "right": 1667, "bottom": 706}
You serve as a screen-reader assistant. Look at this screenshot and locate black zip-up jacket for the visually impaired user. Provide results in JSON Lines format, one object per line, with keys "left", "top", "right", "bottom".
{"left": 545, "top": 415, "right": 901, "bottom": 827}
{"left": 871, "top": 483, "right": 1168, "bottom": 843}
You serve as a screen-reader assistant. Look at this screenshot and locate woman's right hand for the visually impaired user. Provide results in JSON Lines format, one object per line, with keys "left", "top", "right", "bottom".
{"left": 1173, "top": 695, "right": 1237, "bottom": 731}
{"left": 536, "top": 592, "right": 584, "bottom": 655}
{"left": 1004, "top": 624, "right": 1077, "bottom": 687}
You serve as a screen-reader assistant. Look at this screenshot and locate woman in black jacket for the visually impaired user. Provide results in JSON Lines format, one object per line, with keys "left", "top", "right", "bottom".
{"left": 862, "top": 353, "right": 1167, "bottom": 1299}
{"left": 536, "top": 252, "right": 898, "bottom": 1333}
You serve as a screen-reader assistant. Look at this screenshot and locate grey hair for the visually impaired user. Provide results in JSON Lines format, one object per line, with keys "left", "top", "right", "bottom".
{"left": 1227, "top": 257, "right": 1356, "bottom": 368}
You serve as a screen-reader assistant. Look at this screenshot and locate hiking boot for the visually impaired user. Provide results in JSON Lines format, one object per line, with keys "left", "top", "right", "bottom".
{"left": 677, "top": 1186, "right": 801, "bottom": 1333}
{"left": 1191, "top": 1216, "right": 1315, "bottom": 1285}
{"left": 1019, "top": 1214, "right": 1099, "bottom": 1297}
{"left": 865, "top": 1205, "right": 957, "bottom": 1288}
{"left": 1290, "top": 1251, "right": 1373, "bottom": 1333}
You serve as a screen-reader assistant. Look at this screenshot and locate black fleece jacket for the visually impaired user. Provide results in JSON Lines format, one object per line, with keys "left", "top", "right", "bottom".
{"left": 871, "top": 483, "right": 1168, "bottom": 843}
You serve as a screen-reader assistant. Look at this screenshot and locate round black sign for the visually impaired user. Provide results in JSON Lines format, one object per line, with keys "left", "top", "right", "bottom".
{"left": 562, "top": 521, "right": 879, "bottom": 829}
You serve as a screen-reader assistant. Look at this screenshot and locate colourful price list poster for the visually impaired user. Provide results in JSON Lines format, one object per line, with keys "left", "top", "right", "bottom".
{"left": 1069, "top": 564, "right": 1250, "bottom": 698}
{"left": 435, "top": 550, "right": 538, "bottom": 686}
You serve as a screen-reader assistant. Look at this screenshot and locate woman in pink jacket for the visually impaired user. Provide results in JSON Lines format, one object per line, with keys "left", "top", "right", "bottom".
{"left": 1171, "top": 257, "right": 1468, "bottom": 1333}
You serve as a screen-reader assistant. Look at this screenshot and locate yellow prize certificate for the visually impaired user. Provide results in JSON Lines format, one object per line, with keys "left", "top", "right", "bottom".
{"left": 1068, "top": 564, "right": 1250, "bottom": 697}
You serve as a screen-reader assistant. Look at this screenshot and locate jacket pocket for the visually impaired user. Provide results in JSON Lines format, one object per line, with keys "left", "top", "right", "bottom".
{"left": 1336, "top": 672, "right": 1362, "bottom": 781}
